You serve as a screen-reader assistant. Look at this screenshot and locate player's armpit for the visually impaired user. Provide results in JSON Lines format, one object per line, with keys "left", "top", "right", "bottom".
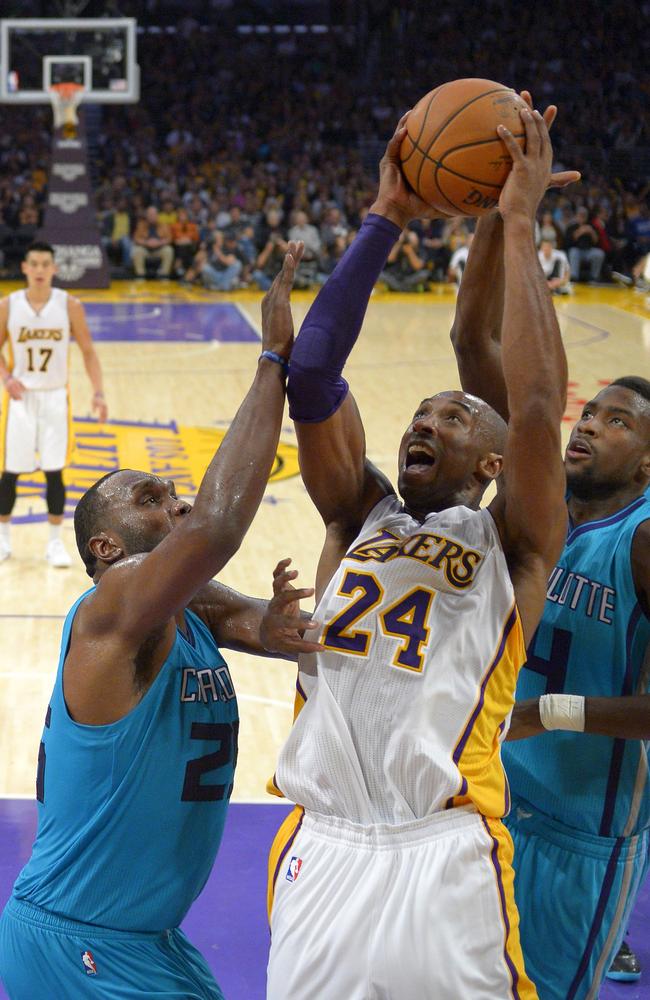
{"left": 62, "top": 577, "right": 177, "bottom": 725}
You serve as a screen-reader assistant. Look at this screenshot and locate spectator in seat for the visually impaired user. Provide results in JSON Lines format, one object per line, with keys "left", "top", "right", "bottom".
{"left": 158, "top": 197, "right": 178, "bottom": 227}
{"left": 538, "top": 210, "right": 564, "bottom": 248}
{"left": 288, "top": 210, "right": 321, "bottom": 289}
{"left": 418, "top": 218, "right": 451, "bottom": 281}
{"left": 101, "top": 198, "right": 133, "bottom": 269}
{"left": 448, "top": 232, "right": 475, "bottom": 287}
{"left": 191, "top": 230, "right": 243, "bottom": 291}
{"left": 319, "top": 206, "right": 349, "bottom": 255}
{"left": 380, "top": 228, "right": 430, "bottom": 292}
{"left": 538, "top": 238, "right": 572, "bottom": 294}
{"left": 132, "top": 206, "right": 174, "bottom": 279}
{"left": 614, "top": 201, "right": 650, "bottom": 290}
{"left": 253, "top": 213, "right": 288, "bottom": 290}
{"left": 565, "top": 206, "right": 605, "bottom": 282}
{"left": 170, "top": 207, "right": 199, "bottom": 277}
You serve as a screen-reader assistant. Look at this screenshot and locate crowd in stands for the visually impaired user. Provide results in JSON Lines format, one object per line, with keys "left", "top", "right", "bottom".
{"left": 0, "top": 0, "right": 648, "bottom": 290}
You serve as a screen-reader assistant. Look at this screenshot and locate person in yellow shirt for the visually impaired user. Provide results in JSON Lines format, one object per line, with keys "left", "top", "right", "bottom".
{"left": 101, "top": 199, "right": 132, "bottom": 268}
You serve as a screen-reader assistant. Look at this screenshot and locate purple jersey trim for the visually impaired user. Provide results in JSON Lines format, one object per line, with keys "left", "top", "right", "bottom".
{"left": 271, "top": 809, "right": 305, "bottom": 906}
{"left": 567, "top": 496, "right": 649, "bottom": 545}
{"left": 480, "top": 816, "right": 521, "bottom": 1000}
{"left": 453, "top": 606, "right": 517, "bottom": 765}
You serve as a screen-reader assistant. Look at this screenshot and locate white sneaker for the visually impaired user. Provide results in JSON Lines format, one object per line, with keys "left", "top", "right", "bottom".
{"left": 0, "top": 537, "right": 11, "bottom": 562}
{"left": 45, "top": 538, "right": 72, "bottom": 568}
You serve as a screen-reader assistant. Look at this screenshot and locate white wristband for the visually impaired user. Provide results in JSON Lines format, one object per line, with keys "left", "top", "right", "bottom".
{"left": 539, "top": 694, "right": 586, "bottom": 732}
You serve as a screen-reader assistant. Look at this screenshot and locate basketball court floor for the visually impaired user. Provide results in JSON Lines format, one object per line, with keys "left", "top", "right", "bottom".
{"left": 0, "top": 278, "right": 649, "bottom": 998}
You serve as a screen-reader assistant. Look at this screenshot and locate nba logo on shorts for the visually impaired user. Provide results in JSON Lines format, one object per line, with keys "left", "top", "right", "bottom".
{"left": 81, "top": 950, "right": 97, "bottom": 975}
{"left": 285, "top": 856, "right": 303, "bottom": 883}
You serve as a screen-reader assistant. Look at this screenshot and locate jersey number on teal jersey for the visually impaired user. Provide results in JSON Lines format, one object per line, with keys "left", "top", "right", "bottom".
{"left": 36, "top": 717, "right": 239, "bottom": 805}
{"left": 525, "top": 627, "right": 572, "bottom": 693}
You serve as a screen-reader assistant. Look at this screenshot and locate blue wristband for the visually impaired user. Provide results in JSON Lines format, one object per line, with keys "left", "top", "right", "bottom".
{"left": 259, "top": 350, "right": 289, "bottom": 376}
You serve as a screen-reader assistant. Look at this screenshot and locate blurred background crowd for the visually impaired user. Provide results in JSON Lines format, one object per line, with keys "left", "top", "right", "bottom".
{"left": 0, "top": 0, "right": 649, "bottom": 291}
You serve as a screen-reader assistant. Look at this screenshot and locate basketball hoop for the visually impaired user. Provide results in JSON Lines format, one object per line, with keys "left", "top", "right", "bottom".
{"left": 49, "top": 82, "right": 85, "bottom": 137}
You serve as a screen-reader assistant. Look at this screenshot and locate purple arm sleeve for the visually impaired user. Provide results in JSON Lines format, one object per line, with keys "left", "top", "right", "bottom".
{"left": 288, "top": 213, "right": 401, "bottom": 423}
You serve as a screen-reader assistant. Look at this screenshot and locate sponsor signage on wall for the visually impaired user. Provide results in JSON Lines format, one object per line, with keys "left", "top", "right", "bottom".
{"left": 40, "top": 111, "right": 110, "bottom": 288}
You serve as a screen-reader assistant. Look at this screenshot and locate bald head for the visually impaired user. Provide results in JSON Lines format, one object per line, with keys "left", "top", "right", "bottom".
{"left": 74, "top": 469, "right": 124, "bottom": 577}
{"left": 431, "top": 391, "right": 507, "bottom": 454}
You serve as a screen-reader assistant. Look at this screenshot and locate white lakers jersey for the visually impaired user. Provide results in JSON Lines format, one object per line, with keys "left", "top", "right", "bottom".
{"left": 274, "top": 495, "right": 526, "bottom": 825}
{"left": 6, "top": 288, "right": 71, "bottom": 390}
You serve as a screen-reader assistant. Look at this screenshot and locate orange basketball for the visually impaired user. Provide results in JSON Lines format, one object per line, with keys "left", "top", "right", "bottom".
{"left": 400, "top": 79, "right": 528, "bottom": 216}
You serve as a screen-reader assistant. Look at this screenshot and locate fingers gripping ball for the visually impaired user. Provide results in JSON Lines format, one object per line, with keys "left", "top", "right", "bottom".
{"left": 400, "top": 79, "right": 528, "bottom": 216}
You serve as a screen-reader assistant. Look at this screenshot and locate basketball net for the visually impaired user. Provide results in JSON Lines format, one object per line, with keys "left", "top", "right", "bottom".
{"left": 49, "top": 83, "right": 85, "bottom": 139}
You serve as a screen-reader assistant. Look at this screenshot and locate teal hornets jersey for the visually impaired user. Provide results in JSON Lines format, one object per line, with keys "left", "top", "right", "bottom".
{"left": 503, "top": 494, "right": 650, "bottom": 838}
{"left": 13, "top": 590, "right": 238, "bottom": 932}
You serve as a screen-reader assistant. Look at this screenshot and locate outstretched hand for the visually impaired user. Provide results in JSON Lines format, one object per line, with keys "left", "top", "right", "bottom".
{"left": 260, "top": 240, "right": 304, "bottom": 359}
{"left": 498, "top": 107, "right": 558, "bottom": 221}
{"left": 369, "top": 112, "right": 453, "bottom": 230}
{"left": 259, "top": 558, "right": 324, "bottom": 657}
{"left": 519, "top": 91, "right": 581, "bottom": 192}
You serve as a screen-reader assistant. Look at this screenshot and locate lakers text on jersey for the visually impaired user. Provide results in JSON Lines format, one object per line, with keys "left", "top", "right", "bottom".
{"left": 274, "top": 494, "right": 526, "bottom": 825}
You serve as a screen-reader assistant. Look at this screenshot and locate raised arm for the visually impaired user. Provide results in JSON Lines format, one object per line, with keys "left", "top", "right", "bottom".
{"left": 80, "top": 244, "right": 304, "bottom": 646}
{"left": 450, "top": 97, "right": 578, "bottom": 423}
{"left": 450, "top": 213, "right": 509, "bottom": 420}
{"left": 288, "top": 115, "right": 441, "bottom": 549}
{"left": 488, "top": 109, "right": 569, "bottom": 645}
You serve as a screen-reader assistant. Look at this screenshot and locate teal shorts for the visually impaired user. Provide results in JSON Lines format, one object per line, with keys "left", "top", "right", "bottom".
{"left": 506, "top": 797, "right": 649, "bottom": 1000}
{"left": 0, "top": 897, "right": 224, "bottom": 999}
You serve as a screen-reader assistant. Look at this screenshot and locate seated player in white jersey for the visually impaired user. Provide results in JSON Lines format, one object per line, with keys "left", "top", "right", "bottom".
{"left": 450, "top": 202, "right": 650, "bottom": 997}
{"left": 264, "top": 108, "right": 577, "bottom": 999}
{"left": 0, "top": 240, "right": 108, "bottom": 567}
{"left": 0, "top": 244, "right": 322, "bottom": 1000}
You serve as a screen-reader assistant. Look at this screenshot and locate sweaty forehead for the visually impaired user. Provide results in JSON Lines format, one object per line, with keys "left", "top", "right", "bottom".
{"left": 97, "top": 469, "right": 161, "bottom": 498}
{"left": 423, "top": 391, "right": 482, "bottom": 415}
{"left": 593, "top": 386, "right": 650, "bottom": 418}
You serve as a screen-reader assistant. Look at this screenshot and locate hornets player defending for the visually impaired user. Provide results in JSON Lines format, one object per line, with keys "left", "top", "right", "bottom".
{"left": 266, "top": 109, "right": 574, "bottom": 998}
{"left": 0, "top": 241, "right": 108, "bottom": 567}
{"left": 450, "top": 196, "right": 650, "bottom": 992}
{"left": 0, "top": 243, "right": 320, "bottom": 1000}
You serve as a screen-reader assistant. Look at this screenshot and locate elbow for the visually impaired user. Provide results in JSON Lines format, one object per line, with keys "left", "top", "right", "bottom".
{"left": 449, "top": 318, "right": 470, "bottom": 356}
{"left": 183, "top": 516, "right": 242, "bottom": 570}
{"left": 288, "top": 365, "right": 348, "bottom": 423}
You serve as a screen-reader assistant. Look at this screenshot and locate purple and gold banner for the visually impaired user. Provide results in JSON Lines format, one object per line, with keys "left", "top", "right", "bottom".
{"left": 39, "top": 111, "right": 110, "bottom": 289}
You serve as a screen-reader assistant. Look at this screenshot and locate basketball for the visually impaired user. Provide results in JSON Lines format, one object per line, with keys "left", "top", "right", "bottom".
{"left": 400, "top": 79, "right": 528, "bottom": 216}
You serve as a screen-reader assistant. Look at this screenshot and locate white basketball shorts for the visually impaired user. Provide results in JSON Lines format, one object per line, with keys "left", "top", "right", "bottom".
{"left": 267, "top": 805, "right": 538, "bottom": 1000}
{"left": 2, "top": 387, "right": 70, "bottom": 473}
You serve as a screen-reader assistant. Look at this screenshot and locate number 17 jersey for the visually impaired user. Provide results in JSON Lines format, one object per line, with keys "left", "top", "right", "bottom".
{"left": 274, "top": 495, "right": 526, "bottom": 825}
{"left": 7, "top": 288, "right": 70, "bottom": 390}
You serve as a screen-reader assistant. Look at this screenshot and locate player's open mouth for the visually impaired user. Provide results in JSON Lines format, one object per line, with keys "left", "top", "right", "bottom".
{"left": 566, "top": 439, "right": 592, "bottom": 459}
{"left": 405, "top": 443, "right": 437, "bottom": 472}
